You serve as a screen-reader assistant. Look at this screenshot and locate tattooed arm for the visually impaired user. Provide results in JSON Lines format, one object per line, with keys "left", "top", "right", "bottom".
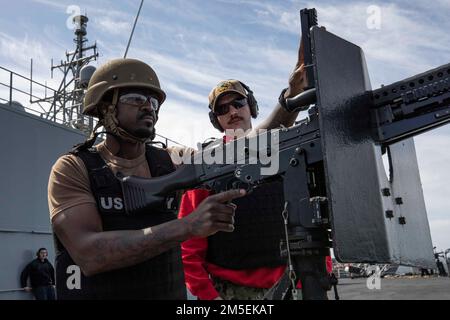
{"left": 52, "top": 190, "right": 245, "bottom": 276}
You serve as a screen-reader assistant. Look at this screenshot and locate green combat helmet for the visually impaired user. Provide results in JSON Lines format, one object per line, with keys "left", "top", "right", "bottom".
{"left": 83, "top": 58, "right": 166, "bottom": 118}
{"left": 73, "top": 58, "right": 165, "bottom": 149}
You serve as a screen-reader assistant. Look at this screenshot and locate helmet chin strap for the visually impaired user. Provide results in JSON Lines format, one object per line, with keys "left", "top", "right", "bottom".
{"left": 100, "top": 88, "right": 152, "bottom": 144}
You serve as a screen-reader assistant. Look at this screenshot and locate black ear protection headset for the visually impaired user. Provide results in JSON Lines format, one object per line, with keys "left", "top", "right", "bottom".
{"left": 208, "top": 81, "right": 259, "bottom": 132}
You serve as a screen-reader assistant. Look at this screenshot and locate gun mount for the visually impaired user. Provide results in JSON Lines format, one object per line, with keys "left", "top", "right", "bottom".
{"left": 120, "top": 9, "right": 446, "bottom": 299}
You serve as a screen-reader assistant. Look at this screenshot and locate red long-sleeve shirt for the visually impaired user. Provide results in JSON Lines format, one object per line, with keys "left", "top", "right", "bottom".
{"left": 179, "top": 188, "right": 333, "bottom": 300}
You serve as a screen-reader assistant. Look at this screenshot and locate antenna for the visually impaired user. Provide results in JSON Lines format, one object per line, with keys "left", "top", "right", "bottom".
{"left": 124, "top": 0, "right": 144, "bottom": 58}
{"left": 41, "top": 13, "right": 99, "bottom": 134}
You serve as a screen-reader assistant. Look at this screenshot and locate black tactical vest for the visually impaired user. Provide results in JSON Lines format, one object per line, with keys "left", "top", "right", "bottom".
{"left": 206, "top": 179, "right": 287, "bottom": 270}
{"left": 53, "top": 145, "right": 186, "bottom": 300}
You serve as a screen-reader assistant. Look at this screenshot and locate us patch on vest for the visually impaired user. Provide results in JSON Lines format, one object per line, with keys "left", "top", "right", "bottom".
{"left": 98, "top": 195, "right": 125, "bottom": 213}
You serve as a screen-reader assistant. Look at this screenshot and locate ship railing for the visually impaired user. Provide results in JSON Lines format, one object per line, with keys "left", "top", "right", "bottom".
{"left": 0, "top": 65, "right": 186, "bottom": 147}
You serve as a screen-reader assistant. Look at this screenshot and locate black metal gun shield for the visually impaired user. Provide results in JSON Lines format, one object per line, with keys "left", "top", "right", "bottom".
{"left": 311, "top": 27, "right": 434, "bottom": 268}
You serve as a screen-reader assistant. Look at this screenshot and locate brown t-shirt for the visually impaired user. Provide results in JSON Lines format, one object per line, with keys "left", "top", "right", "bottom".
{"left": 48, "top": 142, "right": 193, "bottom": 221}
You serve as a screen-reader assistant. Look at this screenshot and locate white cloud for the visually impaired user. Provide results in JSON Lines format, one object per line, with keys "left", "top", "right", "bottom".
{"left": 0, "top": 32, "right": 48, "bottom": 69}
{"left": 429, "top": 219, "right": 450, "bottom": 251}
{"left": 163, "top": 83, "right": 207, "bottom": 106}
{"left": 95, "top": 16, "right": 132, "bottom": 36}
{"left": 132, "top": 47, "right": 220, "bottom": 88}
{"left": 415, "top": 132, "right": 450, "bottom": 224}
{"left": 231, "top": 1, "right": 450, "bottom": 86}
{"left": 0, "top": 30, "right": 63, "bottom": 114}
{"left": 30, "top": 0, "right": 67, "bottom": 10}
{"left": 156, "top": 98, "right": 221, "bottom": 148}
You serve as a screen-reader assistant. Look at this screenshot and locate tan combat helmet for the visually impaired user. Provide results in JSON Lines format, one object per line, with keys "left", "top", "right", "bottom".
{"left": 83, "top": 58, "right": 166, "bottom": 117}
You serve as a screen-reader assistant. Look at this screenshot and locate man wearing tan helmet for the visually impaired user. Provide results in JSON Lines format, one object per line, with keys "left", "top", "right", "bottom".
{"left": 179, "top": 44, "right": 333, "bottom": 300}
{"left": 48, "top": 58, "right": 247, "bottom": 299}
{"left": 48, "top": 44, "right": 312, "bottom": 299}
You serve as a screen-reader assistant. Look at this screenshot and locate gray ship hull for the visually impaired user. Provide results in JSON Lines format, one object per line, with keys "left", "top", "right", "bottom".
{"left": 0, "top": 103, "right": 85, "bottom": 299}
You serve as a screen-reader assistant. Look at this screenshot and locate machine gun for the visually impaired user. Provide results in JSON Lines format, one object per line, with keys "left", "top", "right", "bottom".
{"left": 119, "top": 9, "right": 450, "bottom": 299}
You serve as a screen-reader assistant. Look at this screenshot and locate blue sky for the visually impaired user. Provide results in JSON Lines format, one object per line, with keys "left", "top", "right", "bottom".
{"left": 1, "top": 0, "right": 450, "bottom": 253}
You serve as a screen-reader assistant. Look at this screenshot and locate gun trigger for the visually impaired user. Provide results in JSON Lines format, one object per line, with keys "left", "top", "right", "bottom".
{"left": 246, "top": 184, "right": 256, "bottom": 195}
{"left": 231, "top": 181, "right": 253, "bottom": 194}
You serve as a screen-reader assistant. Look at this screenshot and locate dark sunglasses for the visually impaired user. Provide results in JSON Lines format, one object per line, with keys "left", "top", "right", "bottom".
{"left": 119, "top": 93, "right": 160, "bottom": 111}
{"left": 214, "top": 97, "right": 248, "bottom": 116}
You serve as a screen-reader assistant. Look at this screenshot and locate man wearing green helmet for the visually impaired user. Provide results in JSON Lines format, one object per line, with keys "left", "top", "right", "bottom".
{"left": 48, "top": 56, "right": 303, "bottom": 299}
{"left": 48, "top": 58, "right": 248, "bottom": 299}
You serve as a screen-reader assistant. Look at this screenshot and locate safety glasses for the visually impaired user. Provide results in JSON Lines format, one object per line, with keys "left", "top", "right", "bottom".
{"left": 119, "top": 93, "right": 160, "bottom": 111}
{"left": 214, "top": 97, "right": 248, "bottom": 116}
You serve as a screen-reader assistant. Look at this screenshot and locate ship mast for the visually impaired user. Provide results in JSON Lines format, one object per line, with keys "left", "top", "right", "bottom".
{"left": 44, "top": 14, "right": 98, "bottom": 135}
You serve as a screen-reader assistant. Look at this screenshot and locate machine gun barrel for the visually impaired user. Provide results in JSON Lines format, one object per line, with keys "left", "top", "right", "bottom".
{"left": 372, "top": 62, "right": 450, "bottom": 144}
